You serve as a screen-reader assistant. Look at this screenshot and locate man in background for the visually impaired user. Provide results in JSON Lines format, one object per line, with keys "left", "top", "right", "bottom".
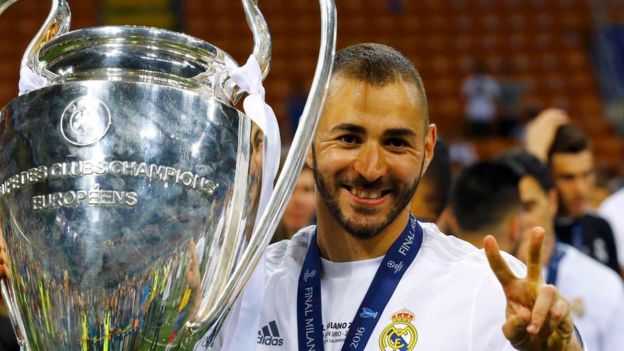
{"left": 450, "top": 153, "right": 624, "bottom": 351}
{"left": 410, "top": 138, "right": 451, "bottom": 223}
{"left": 547, "top": 124, "right": 620, "bottom": 274}
{"left": 461, "top": 62, "right": 500, "bottom": 137}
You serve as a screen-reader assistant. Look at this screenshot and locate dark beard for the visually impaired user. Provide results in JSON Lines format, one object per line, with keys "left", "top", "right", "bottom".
{"left": 312, "top": 147, "right": 424, "bottom": 240}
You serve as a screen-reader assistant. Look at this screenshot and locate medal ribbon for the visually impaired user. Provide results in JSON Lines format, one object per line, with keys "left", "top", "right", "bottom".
{"left": 297, "top": 214, "right": 423, "bottom": 351}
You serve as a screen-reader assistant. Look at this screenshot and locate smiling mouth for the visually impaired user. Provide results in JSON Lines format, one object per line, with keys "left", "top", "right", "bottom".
{"left": 344, "top": 185, "right": 391, "bottom": 200}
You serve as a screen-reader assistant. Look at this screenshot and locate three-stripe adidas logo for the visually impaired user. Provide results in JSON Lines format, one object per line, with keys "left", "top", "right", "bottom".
{"left": 257, "top": 320, "right": 284, "bottom": 346}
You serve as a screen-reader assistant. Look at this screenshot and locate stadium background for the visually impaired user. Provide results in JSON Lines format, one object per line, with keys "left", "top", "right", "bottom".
{"left": 1, "top": 1, "right": 623, "bottom": 180}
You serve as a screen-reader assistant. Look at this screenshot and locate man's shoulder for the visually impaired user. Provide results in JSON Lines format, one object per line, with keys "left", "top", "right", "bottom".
{"left": 599, "top": 188, "right": 624, "bottom": 216}
{"left": 562, "top": 244, "right": 623, "bottom": 291}
{"left": 420, "top": 222, "right": 479, "bottom": 260}
{"left": 580, "top": 212, "right": 611, "bottom": 227}
{"left": 419, "top": 222, "right": 525, "bottom": 275}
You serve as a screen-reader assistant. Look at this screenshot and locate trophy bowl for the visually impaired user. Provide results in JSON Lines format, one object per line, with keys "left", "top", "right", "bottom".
{"left": 0, "top": 0, "right": 336, "bottom": 350}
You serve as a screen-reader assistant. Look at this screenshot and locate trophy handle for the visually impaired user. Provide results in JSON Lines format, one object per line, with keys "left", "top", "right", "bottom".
{"left": 22, "top": 0, "right": 70, "bottom": 82}
{"left": 0, "top": 0, "right": 69, "bottom": 85}
{"left": 243, "top": 0, "right": 271, "bottom": 80}
{"left": 183, "top": 0, "right": 336, "bottom": 343}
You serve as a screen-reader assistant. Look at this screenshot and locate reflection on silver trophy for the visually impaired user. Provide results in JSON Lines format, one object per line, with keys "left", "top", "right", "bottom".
{"left": 0, "top": 0, "right": 335, "bottom": 349}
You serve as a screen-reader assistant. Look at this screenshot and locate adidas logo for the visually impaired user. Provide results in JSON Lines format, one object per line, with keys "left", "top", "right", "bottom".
{"left": 257, "top": 320, "right": 284, "bottom": 346}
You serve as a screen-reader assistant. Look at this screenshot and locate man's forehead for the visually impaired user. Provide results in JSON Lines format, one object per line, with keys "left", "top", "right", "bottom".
{"left": 551, "top": 151, "right": 594, "bottom": 170}
{"left": 321, "top": 76, "right": 426, "bottom": 131}
{"left": 520, "top": 177, "right": 555, "bottom": 208}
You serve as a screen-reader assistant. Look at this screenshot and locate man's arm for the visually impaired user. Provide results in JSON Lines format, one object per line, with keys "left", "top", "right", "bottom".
{"left": 484, "top": 227, "right": 583, "bottom": 351}
{"left": 524, "top": 108, "right": 569, "bottom": 162}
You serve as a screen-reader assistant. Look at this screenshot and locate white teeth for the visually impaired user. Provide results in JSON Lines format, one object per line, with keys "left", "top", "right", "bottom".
{"left": 352, "top": 189, "right": 382, "bottom": 199}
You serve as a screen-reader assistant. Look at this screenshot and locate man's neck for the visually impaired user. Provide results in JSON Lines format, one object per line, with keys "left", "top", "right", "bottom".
{"left": 315, "top": 208, "right": 410, "bottom": 262}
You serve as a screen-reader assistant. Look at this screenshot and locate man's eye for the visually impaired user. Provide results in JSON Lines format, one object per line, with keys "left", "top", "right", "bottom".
{"left": 386, "top": 138, "right": 407, "bottom": 148}
{"left": 339, "top": 135, "right": 359, "bottom": 144}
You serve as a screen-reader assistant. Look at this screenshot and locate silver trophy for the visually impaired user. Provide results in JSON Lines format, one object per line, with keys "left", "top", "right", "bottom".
{"left": 0, "top": 0, "right": 336, "bottom": 350}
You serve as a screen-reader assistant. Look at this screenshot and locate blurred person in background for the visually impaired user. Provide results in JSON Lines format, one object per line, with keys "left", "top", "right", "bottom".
{"left": 525, "top": 109, "right": 621, "bottom": 274}
{"left": 547, "top": 123, "right": 620, "bottom": 274}
{"left": 449, "top": 161, "right": 522, "bottom": 249}
{"left": 271, "top": 164, "right": 316, "bottom": 244}
{"left": 451, "top": 156, "right": 624, "bottom": 351}
{"left": 461, "top": 61, "right": 500, "bottom": 138}
{"left": 410, "top": 138, "right": 451, "bottom": 223}
{"left": 497, "top": 63, "right": 526, "bottom": 138}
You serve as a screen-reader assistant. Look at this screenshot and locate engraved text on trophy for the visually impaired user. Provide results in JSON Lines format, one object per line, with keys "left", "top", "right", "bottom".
{"left": 0, "top": 160, "right": 219, "bottom": 211}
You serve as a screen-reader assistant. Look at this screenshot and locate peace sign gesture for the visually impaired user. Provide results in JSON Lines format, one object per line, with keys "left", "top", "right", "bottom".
{"left": 484, "top": 227, "right": 582, "bottom": 351}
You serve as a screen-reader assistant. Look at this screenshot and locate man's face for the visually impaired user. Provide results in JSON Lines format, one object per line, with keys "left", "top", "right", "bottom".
{"left": 518, "top": 176, "right": 556, "bottom": 235}
{"left": 550, "top": 150, "right": 595, "bottom": 218}
{"left": 309, "top": 75, "right": 435, "bottom": 239}
{"left": 516, "top": 175, "right": 557, "bottom": 263}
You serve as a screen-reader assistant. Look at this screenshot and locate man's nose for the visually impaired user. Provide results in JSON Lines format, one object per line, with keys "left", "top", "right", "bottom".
{"left": 573, "top": 177, "right": 590, "bottom": 196}
{"left": 353, "top": 143, "right": 387, "bottom": 181}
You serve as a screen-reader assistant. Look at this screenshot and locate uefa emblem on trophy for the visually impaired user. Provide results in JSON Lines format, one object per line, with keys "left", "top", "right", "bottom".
{"left": 0, "top": 0, "right": 336, "bottom": 349}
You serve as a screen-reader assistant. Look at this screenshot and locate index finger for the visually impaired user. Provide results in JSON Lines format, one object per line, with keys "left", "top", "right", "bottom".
{"left": 526, "top": 227, "right": 545, "bottom": 283}
{"left": 484, "top": 235, "right": 517, "bottom": 287}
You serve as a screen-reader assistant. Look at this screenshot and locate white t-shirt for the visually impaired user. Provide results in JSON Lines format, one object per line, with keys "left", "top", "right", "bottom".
{"left": 598, "top": 188, "right": 624, "bottom": 267}
{"left": 209, "top": 222, "right": 526, "bottom": 351}
{"left": 552, "top": 244, "right": 624, "bottom": 351}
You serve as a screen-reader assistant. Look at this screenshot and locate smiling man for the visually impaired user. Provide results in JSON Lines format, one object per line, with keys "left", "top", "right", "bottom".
{"left": 207, "top": 43, "right": 583, "bottom": 351}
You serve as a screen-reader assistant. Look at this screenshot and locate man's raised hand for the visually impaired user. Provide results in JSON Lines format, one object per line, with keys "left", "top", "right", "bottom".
{"left": 484, "top": 227, "right": 581, "bottom": 351}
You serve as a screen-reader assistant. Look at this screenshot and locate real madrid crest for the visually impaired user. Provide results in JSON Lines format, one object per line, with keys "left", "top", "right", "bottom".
{"left": 378, "top": 308, "right": 418, "bottom": 351}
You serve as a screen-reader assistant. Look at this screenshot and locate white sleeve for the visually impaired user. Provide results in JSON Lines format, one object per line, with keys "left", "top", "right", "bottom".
{"left": 602, "top": 286, "right": 624, "bottom": 351}
{"left": 598, "top": 199, "right": 624, "bottom": 268}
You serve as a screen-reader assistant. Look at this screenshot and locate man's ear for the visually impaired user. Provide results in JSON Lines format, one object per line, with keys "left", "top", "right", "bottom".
{"left": 422, "top": 124, "right": 437, "bottom": 173}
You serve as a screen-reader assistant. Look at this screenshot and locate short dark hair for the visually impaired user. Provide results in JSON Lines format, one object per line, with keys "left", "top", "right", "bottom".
{"left": 333, "top": 43, "right": 428, "bottom": 123}
{"left": 421, "top": 138, "right": 452, "bottom": 218}
{"left": 451, "top": 161, "right": 521, "bottom": 232}
{"left": 496, "top": 149, "right": 554, "bottom": 192}
{"left": 547, "top": 123, "right": 591, "bottom": 162}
